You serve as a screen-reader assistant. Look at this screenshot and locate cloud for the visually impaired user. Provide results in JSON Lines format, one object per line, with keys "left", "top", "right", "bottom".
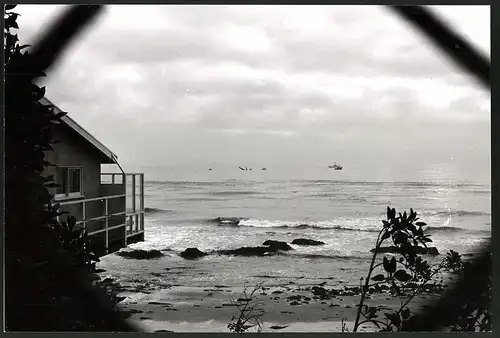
{"left": 14, "top": 5, "right": 490, "bottom": 166}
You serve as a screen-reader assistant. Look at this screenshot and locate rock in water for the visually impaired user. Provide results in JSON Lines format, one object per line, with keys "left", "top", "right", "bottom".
{"left": 210, "top": 217, "right": 246, "bottom": 226}
{"left": 270, "top": 325, "right": 289, "bottom": 330}
{"left": 179, "top": 248, "right": 208, "bottom": 259}
{"left": 219, "top": 246, "right": 274, "bottom": 257}
{"left": 291, "top": 238, "right": 325, "bottom": 246}
{"left": 116, "top": 249, "right": 164, "bottom": 259}
{"left": 262, "top": 240, "right": 293, "bottom": 251}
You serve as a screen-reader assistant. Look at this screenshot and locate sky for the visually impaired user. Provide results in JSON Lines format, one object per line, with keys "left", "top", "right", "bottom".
{"left": 15, "top": 5, "right": 490, "bottom": 176}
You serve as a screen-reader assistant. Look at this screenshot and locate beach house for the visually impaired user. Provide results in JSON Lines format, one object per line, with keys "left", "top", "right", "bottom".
{"left": 41, "top": 97, "right": 145, "bottom": 256}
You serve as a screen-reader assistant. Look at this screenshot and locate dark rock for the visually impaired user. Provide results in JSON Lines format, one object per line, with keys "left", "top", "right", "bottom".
{"left": 291, "top": 238, "right": 325, "bottom": 246}
{"left": 148, "top": 302, "right": 172, "bottom": 307}
{"left": 287, "top": 295, "right": 301, "bottom": 301}
{"left": 179, "top": 248, "right": 208, "bottom": 260}
{"left": 140, "top": 316, "right": 152, "bottom": 320}
{"left": 155, "top": 330, "right": 174, "bottom": 332}
{"left": 311, "top": 286, "right": 328, "bottom": 296}
{"left": 272, "top": 290, "right": 284, "bottom": 294}
{"left": 219, "top": 246, "right": 278, "bottom": 256}
{"left": 290, "top": 301, "right": 300, "bottom": 306}
{"left": 116, "top": 249, "right": 164, "bottom": 259}
{"left": 263, "top": 240, "right": 294, "bottom": 251}
{"left": 370, "top": 246, "right": 440, "bottom": 255}
{"left": 270, "top": 325, "right": 289, "bottom": 330}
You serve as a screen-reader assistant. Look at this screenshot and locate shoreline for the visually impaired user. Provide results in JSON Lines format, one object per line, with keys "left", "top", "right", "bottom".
{"left": 113, "top": 282, "right": 443, "bottom": 333}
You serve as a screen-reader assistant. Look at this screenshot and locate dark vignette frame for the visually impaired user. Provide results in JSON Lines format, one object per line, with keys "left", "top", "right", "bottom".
{"left": 0, "top": 0, "right": 494, "bottom": 337}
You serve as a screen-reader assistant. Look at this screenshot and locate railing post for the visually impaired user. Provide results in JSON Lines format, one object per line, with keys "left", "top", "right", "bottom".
{"left": 141, "top": 173, "right": 145, "bottom": 232}
{"left": 82, "top": 200, "right": 86, "bottom": 230}
{"left": 105, "top": 197, "right": 109, "bottom": 253}
{"left": 140, "top": 174, "right": 144, "bottom": 212}
{"left": 112, "top": 173, "right": 115, "bottom": 184}
{"left": 132, "top": 174, "right": 136, "bottom": 213}
{"left": 122, "top": 174, "right": 126, "bottom": 210}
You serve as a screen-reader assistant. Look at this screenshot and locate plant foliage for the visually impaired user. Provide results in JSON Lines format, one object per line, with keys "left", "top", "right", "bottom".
{"left": 351, "top": 207, "right": 491, "bottom": 332}
{"left": 4, "top": 5, "right": 121, "bottom": 330}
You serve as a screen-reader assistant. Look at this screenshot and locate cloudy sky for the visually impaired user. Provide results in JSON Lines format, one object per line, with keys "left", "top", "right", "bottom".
{"left": 16, "top": 5, "right": 490, "bottom": 174}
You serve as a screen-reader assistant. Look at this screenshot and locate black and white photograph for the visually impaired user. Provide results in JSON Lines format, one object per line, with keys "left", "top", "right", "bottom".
{"left": 4, "top": 4, "right": 491, "bottom": 332}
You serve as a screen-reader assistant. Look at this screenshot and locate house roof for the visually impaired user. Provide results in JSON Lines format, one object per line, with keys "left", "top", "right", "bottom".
{"left": 40, "top": 97, "right": 118, "bottom": 164}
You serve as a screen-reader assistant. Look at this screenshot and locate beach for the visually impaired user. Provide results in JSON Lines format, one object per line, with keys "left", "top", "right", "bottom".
{"left": 96, "top": 168, "right": 490, "bottom": 332}
{"left": 106, "top": 279, "right": 443, "bottom": 332}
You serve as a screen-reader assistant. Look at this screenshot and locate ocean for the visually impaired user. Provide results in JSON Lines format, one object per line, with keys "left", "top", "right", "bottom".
{"left": 98, "top": 160, "right": 491, "bottom": 296}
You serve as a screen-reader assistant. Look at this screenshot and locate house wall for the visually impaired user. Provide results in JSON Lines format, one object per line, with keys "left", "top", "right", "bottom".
{"left": 41, "top": 120, "right": 137, "bottom": 255}
{"left": 43, "top": 123, "right": 117, "bottom": 226}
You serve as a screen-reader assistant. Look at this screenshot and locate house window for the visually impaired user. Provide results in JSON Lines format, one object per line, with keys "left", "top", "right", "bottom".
{"left": 55, "top": 166, "right": 83, "bottom": 199}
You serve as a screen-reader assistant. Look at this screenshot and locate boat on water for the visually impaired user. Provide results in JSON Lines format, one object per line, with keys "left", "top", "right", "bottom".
{"left": 328, "top": 162, "right": 343, "bottom": 170}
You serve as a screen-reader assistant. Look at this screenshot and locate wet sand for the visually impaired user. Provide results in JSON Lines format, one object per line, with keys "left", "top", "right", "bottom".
{"left": 116, "top": 283, "right": 442, "bottom": 332}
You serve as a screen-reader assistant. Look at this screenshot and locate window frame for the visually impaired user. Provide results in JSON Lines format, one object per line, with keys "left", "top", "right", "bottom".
{"left": 54, "top": 165, "right": 84, "bottom": 201}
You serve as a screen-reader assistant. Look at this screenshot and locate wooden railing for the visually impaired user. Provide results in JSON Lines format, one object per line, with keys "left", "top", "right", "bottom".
{"left": 101, "top": 172, "right": 145, "bottom": 239}
{"left": 56, "top": 172, "right": 145, "bottom": 251}
{"left": 57, "top": 194, "right": 127, "bottom": 242}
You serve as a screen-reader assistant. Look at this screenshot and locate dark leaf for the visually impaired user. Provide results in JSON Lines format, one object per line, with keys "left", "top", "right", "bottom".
{"left": 383, "top": 256, "right": 391, "bottom": 273}
{"left": 388, "top": 257, "right": 397, "bottom": 273}
{"left": 5, "top": 14, "right": 17, "bottom": 28}
{"left": 386, "top": 206, "right": 391, "bottom": 220}
{"left": 394, "top": 269, "right": 412, "bottom": 282}
{"left": 422, "top": 237, "right": 433, "bottom": 243}
{"left": 402, "top": 308, "right": 411, "bottom": 320}
{"left": 34, "top": 86, "right": 46, "bottom": 101}
{"left": 5, "top": 5, "right": 17, "bottom": 10}
{"left": 372, "top": 274, "right": 385, "bottom": 281}
{"left": 415, "top": 222, "right": 427, "bottom": 226}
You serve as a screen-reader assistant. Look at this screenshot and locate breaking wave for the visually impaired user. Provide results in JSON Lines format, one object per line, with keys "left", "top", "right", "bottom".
{"left": 423, "top": 210, "right": 490, "bottom": 217}
{"left": 208, "top": 217, "right": 490, "bottom": 235}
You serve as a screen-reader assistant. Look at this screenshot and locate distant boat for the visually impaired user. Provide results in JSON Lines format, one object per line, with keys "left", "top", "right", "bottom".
{"left": 238, "top": 166, "right": 248, "bottom": 171}
{"left": 328, "top": 162, "right": 343, "bottom": 170}
{"left": 262, "top": 167, "right": 267, "bottom": 171}
{"left": 208, "top": 168, "right": 212, "bottom": 171}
